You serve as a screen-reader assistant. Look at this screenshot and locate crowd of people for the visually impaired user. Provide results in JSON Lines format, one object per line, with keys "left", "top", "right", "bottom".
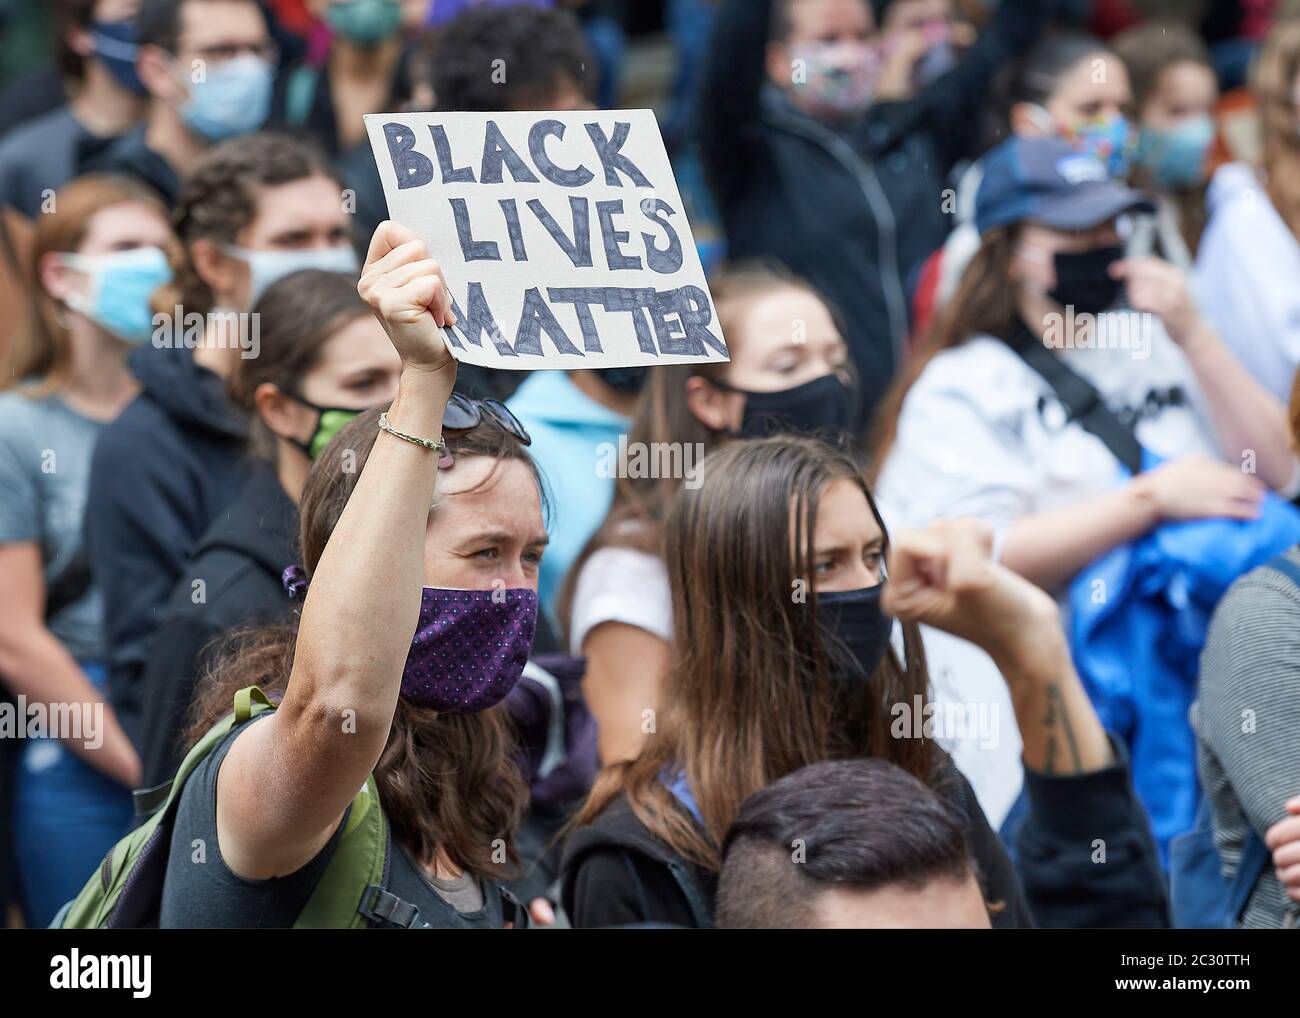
{"left": 3, "top": 0, "right": 1300, "bottom": 931}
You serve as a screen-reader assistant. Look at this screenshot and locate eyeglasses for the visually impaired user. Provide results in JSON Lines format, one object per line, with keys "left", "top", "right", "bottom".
{"left": 443, "top": 394, "right": 531, "bottom": 446}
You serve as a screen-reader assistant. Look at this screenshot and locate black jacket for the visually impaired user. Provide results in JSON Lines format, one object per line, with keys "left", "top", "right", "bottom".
{"left": 561, "top": 741, "right": 1168, "bottom": 929}
{"left": 85, "top": 343, "right": 250, "bottom": 751}
{"left": 698, "top": 0, "right": 1047, "bottom": 425}
{"left": 137, "top": 463, "right": 298, "bottom": 787}
{"left": 561, "top": 753, "right": 1030, "bottom": 930}
{"left": 77, "top": 126, "right": 181, "bottom": 206}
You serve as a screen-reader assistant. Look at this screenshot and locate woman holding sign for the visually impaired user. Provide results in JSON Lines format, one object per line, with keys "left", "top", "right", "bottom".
{"left": 561, "top": 436, "right": 1167, "bottom": 930}
{"left": 157, "top": 222, "right": 546, "bottom": 928}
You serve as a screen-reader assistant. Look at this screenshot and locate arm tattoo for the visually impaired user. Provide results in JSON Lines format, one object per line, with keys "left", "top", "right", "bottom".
{"left": 1043, "top": 684, "right": 1083, "bottom": 774}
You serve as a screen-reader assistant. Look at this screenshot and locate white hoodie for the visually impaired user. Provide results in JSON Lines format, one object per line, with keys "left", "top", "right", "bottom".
{"left": 1195, "top": 162, "right": 1300, "bottom": 402}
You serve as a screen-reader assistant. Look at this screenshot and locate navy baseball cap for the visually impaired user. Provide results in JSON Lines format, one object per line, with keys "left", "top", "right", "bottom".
{"left": 974, "top": 136, "right": 1154, "bottom": 236}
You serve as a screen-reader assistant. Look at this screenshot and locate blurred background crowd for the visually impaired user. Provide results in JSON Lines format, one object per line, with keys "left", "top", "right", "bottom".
{"left": 5, "top": 0, "right": 1300, "bottom": 931}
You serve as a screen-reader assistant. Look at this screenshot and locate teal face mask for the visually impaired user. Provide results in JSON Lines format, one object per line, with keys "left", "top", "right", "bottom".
{"left": 1136, "top": 116, "right": 1215, "bottom": 189}
{"left": 60, "top": 246, "right": 172, "bottom": 345}
{"left": 326, "top": 0, "right": 402, "bottom": 46}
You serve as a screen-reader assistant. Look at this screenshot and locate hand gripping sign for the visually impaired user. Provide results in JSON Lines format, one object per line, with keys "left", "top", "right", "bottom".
{"left": 364, "top": 110, "right": 729, "bottom": 370}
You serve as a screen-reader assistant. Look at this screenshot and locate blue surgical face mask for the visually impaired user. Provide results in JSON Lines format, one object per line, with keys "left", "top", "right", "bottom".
{"left": 1136, "top": 115, "right": 1215, "bottom": 189}
{"left": 179, "top": 54, "right": 273, "bottom": 142}
{"left": 225, "top": 245, "right": 360, "bottom": 307}
{"left": 59, "top": 246, "right": 172, "bottom": 345}
{"left": 89, "top": 20, "right": 148, "bottom": 95}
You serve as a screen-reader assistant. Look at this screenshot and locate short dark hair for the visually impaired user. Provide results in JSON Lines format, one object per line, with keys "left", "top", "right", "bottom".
{"left": 53, "top": 0, "right": 97, "bottom": 80}
{"left": 136, "top": 0, "right": 264, "bottom": 53}
{"left": 432, "top": 6, "right": 590, "bottom": 112}
{"left": 770, "top": 0, "right": 875, "bottom": 44}
{"left": 162, "top": 132, "right": 342, "bottom": 315}
{"left": 716, "top": 758, "right": 976, "bottom": 928}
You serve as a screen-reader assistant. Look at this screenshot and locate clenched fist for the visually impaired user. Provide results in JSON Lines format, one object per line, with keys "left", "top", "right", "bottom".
{"left": 358, "top": 220, "right": 457, "bottom": 378}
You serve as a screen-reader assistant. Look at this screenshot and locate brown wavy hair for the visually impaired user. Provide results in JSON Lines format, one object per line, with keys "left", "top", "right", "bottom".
{"left": 572, "top": 436, "right": 936, "bottom": 872}
{"left": 3, "top": 174, "right": 170, "bottom": 395}
{"left": 1255, "top": 21, "right": 1300, "bottom": 243}
{"left": 156, "top": 133, "right": 340, "bottom": 319}
{"left": 186, "top": 407, "right": 537, "bottom": 880}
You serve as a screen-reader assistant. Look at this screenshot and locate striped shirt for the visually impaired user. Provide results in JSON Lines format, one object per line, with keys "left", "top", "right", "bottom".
{"left": 1198, "top": 545, "right": 1300, "bottom": 929}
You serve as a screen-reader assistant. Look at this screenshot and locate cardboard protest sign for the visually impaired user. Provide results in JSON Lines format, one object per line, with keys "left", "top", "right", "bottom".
{"left": 363, "top": 109, "right": 728, "bottom": 371}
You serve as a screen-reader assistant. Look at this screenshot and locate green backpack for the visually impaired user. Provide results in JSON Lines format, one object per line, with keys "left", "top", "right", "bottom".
{"left": 51, "top": 686, "right": 391, "bottom": 929}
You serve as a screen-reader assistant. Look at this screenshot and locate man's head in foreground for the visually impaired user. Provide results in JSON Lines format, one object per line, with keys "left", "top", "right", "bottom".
{"left": 716, "top": 757, "right": 991, "bottom": 928}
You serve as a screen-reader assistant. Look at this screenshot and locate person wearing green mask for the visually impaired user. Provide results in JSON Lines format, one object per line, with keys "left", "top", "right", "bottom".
{"left": 1112, "top": 22, "right": 1220, "bottom": 261}
{"left": 277, "top": 0, "right": 419, "bottom": 157}
{"left": 136, "top": 268, "right": 403, "bottom": 787}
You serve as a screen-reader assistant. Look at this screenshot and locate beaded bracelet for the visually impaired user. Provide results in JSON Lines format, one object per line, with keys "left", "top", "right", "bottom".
{"left": 378, "top": 411, "right": 447, "bottom": 454}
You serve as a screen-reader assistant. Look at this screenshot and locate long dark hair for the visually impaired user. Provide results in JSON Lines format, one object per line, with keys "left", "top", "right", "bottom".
{"left": 573, "top": 436, "right": 935, "bottom": 871}
{"left": 187, "top": 408, "right": 539, "bottom": 880}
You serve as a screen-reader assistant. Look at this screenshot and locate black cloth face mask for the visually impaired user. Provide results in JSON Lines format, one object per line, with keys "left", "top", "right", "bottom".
{"left": 1048, "top": 244, "right": 1125, "bottom": 316}
{"left": 710, "top": 372, "right": 860, "bottom": 439}
{"left": 817, "top": 584, "right": 893, "bottom": 684}
{"left": 595, "top": 366, "right": 649, "bottom": 394}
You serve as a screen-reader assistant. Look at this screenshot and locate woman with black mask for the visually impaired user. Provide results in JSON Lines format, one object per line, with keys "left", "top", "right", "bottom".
{"left": 872, "top": 135, "right": 1299, "bottom": 854}
{"left": 561, "top": 436, "right": 1167, "bottom": 929}
{"left": 560, "top": 263, "right": 859, "bottom": 766}
{"left": 875, "top": 133, "right": 1296, "bottom": 593}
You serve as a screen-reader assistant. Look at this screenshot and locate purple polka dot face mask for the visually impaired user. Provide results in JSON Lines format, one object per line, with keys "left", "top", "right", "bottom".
{"left": 400, "top": 586, "right": 538, "bottom": 713}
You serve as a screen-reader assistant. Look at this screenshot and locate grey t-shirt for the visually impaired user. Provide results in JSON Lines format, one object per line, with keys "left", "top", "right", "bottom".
{"left": 0, "top": 105, "right": 95, "bottom": 218}
{"left": 0, "top": 389, "right": 107, "bottom": 660}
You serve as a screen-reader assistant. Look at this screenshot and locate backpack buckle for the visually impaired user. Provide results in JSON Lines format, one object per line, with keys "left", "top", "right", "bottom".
{"left": 358, "top": 885, "right": 422, "bottom": 929}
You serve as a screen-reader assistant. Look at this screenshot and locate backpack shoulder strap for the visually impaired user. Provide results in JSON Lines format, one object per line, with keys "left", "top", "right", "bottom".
{"left": 1225, "top": 829, "right": 1272, "bottom": 923}
{"left": 59, "top": 686, "right": 276, "bottom": 928}
{"left": 295, "top": 773, "right": 389, "bottom": 929}
{"left": 1006, "top": 323, "right": 1145, "bottom": 476}
{"left": 132, "top": 685, "right": 275, "bottom": 820}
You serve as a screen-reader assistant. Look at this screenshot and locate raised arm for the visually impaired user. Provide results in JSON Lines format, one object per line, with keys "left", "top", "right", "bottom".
{"left": 698, "top": 0, "right": 776, "bottom": 207}
{"left": 884, "top": 518, "right": 1169, "bottom": 927}
{"left": 882, "top": 517, "right": 1111, "bottom": 777}
{"left": 1114, "top": 257, "right": 1299, "bottom": 494}
{"left": 217, "top": 221, "right": 458, "bottom": 879}
{"left": 916, "top": 0, "right": 1048, "bottom": 168}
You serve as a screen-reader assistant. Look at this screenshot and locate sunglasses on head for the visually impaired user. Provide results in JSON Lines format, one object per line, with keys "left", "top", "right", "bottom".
{"left": 442, "top": 393, "right": 531, "bottom": 446}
